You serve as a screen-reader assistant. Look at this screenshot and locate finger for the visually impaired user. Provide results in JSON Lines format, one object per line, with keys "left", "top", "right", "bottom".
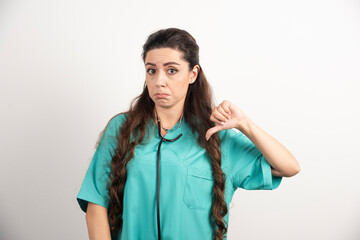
{"left": 205, "top": 125, "right": 223, "bottom": 141}
{"left": 210, "top": 116, "right": 223, "bottom": 127}
{"left": 217, "top": 105, "right": 231, "bottom": 119}
{"left": 227, "top": 104, "right": 234, "bottom": 115}
{"left": 210, "top": 112, "right": 226, "bottom": 125}
{"left": 213, "top": 107, "right": 228, "bottom": 122}
{"left": 221, "top": 100, "right": 232, "bottom": 114}
{"left": 222, "top": 102, "right": 232, "bottom": 116}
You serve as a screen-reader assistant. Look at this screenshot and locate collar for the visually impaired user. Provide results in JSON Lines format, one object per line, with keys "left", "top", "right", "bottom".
{"left": 149, "top": 115, "right": 187, "bottom": 140}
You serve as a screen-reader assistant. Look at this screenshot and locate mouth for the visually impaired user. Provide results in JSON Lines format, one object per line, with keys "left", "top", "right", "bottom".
{"left": 155, "top": 93, "right": 169, "bottom": 98}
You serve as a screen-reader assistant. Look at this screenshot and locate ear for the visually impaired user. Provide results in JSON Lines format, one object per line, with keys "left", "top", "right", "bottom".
{"left": 189, "top": 65, "right": 200, "bottom": 84}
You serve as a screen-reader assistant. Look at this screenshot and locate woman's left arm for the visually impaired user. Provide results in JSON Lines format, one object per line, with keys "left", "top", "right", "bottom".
{"left": 205, "top": 100, "right": 300, "bottom": 178}
{"left": 237, "top": 115, "right": 300, "bottom": 177}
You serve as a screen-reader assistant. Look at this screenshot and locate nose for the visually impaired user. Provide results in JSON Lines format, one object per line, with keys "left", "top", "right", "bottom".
{"left": 155, "top": 70, "right": 167, "bottom": 87}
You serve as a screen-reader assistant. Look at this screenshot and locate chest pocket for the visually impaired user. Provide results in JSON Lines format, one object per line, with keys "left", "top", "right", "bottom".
{"left": 183, "top": 166, "right": 214, "bottom": 210}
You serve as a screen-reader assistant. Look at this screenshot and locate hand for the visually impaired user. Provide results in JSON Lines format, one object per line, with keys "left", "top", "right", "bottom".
{"left": 205, "top": 100, "right": 248, "bottom": 141}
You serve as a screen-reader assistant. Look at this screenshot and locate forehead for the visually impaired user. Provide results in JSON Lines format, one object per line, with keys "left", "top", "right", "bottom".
{"left": 145, "top": 47, "right": 186, "bottom": 65}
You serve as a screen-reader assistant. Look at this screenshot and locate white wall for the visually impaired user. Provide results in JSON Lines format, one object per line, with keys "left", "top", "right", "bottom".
{"left": 0, "top": 0, "right": 359, "bottom": 239}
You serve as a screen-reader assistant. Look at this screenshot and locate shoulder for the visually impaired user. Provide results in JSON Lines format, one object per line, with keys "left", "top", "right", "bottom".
{"left": 111, "top": 111, "right": 128, "bottom": 123}
{"left": 101, "top": 112, "right": 129, "bottom": 140}
{"left": 106, "top": 112, "right": 128, "bottom": 129}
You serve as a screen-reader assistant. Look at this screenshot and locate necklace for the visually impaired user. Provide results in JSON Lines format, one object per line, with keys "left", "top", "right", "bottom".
{"left": 154, "top": 108, "right": 184, "bottom": 132}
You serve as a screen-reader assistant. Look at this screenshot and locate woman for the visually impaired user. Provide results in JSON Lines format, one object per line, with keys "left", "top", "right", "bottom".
{"left": 77, "top": 28, "right": 300, "bottom": 240}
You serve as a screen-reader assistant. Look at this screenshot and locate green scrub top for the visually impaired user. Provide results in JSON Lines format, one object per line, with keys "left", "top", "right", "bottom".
{"left": 76, "top": 113, "right": 282, "bottom": 239}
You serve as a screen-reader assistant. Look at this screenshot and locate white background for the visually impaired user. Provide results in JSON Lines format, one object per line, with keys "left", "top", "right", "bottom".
{"left": 0, "top": 0, "right": 359, "bottom": 239}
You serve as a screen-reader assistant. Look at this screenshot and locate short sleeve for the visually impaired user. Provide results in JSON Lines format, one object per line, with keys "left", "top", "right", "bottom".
{"left": 223, "top": 128, "right": 282, "bottom": 191}
{"left": 76, "top": 113, "right": 126, "bottom": 213}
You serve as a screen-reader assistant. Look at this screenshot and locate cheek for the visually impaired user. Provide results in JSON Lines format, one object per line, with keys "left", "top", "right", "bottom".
{"left": 175, "top": 80, "right": 190, "bottom": 95}
{"left": 146, "top": 80, "right": 153, "bottom": 89}
{"left": 145, "top": 81, "right": 154, "bottom": 95}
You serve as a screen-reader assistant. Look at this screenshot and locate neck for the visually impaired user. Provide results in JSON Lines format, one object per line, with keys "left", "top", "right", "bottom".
{"left": 154, "top": 105, "right": 184, "bottom": 130}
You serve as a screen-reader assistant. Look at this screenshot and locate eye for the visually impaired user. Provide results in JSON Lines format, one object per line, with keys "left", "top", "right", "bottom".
{"left": 147, "top": 68, "right": 155, "bottom": 75}
{"left": 168, "top": 68, "right": 178, "bottom": 74}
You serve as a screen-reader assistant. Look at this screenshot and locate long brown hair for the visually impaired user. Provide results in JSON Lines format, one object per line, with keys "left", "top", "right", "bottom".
{"left": 100, "top": 28, "right": 228, "bottom": 239}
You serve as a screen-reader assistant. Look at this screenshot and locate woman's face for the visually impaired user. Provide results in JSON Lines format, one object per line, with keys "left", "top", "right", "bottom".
{"left": 145, "top": 47, "right": 199, "bottom": 110}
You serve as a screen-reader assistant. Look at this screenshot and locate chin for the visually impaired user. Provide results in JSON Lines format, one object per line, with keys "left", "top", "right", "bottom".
{"left": 155, "top": 102, "right": 172, "bottom": 108}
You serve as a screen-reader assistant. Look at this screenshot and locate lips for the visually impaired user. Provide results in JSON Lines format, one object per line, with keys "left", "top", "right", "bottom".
{"left": 155, "top": 93, "right": 169, "bottom": 98}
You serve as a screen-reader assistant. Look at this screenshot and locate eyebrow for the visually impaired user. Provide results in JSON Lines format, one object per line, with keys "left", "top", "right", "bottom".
{"left": 145, "top": 61, "right": 181, "bottom": 67}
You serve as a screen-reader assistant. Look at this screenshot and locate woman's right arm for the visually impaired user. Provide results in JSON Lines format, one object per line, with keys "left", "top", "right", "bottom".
{"left": 85, "top": 202, "right": 112, "bottom": 240}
